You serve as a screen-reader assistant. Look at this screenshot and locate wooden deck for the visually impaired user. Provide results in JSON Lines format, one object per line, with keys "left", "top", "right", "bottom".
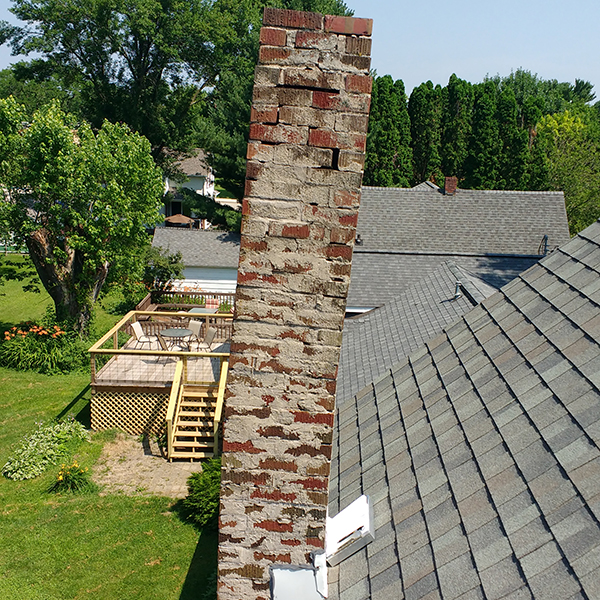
{"left": 94, "top": 339, "right": 230, "bottom": 387}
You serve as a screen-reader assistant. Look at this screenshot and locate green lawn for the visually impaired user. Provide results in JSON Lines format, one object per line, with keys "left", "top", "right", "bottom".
{"left": 0, "top": 258, "right": 217, "bottom": 600}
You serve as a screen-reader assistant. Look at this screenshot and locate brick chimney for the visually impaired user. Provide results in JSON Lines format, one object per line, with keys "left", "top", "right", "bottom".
{"left": 218, "top": 8, "right": 372, "bottom": 599}
{"left": 444, "top": 175, "right": 458, "bottom": 195}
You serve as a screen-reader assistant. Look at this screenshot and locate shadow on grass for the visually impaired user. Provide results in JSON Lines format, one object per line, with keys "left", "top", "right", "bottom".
{"left": 55, "top": 384, "right": 91, "bottom": 428}
{"left": 169, "top": 500, "right": 218, "bottom": 600}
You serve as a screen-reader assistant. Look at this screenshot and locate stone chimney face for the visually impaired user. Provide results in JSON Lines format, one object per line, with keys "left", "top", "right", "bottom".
{"left": 218, "top": 8, "right": 372, "bottom": 599}
{"left": 445, "top": 176, "right": 458, "bottom": 195}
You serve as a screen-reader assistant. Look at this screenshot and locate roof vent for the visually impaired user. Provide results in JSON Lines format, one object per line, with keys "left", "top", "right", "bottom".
{"left": 326, "top": 495, "right": 374, "bottom": 566}
{"left": 453, "top": 281, "right": 462, "bottom": 300}
{"left": 355, "top": 233, "right": 363, "bottom": 245}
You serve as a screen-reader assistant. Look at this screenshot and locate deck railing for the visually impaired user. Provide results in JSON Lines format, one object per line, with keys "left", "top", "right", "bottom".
{"left": 88, "top": 310, "right": 232, "bottom": 385}
{"left": 166, "top": 360, "right": 185, "bottom": 459}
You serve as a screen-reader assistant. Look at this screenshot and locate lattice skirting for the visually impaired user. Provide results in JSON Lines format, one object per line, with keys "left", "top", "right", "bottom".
{"left": 91, "top": 388, "right": 170, "bottom": 435}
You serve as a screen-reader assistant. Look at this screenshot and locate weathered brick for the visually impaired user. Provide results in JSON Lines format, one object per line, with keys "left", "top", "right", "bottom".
{"left": 249, "top": 123, "right": 308, "bottom": 145}
{"left": 283, "top": 68, "right": 342, "bottom": 91}
{"left": 308, "top": 128, "right": 366, "bottom": 152}
{"left": 342, "top": 54, "right": 371, "bottom": 71}
{"left": 295, "top": 30, "right": 339, "bottom": 50}
{"left": 253, "top": 65, "right": 283, "bottom": 86}
{"left": 312, "top": 90, "right": 341, "bottom": 110}
{"left": 250, "top": 106, "right": 278, "bottom": 124}
{"left": 324, "top": 15, "right": 373, "bottom": 36}
{"left": 259, "top": 27, "right": 287, "bottom": 47}
{"left": 278, "top": 105, "right": 335, "bottom": 129}
{"left": 338, "top": 150, "right": 366, "bottom": 173}
{"left": 268, "top": 222, "right": 311, "bottom": 239}
{"left": 335, "top": 113, "right": 369, "bottom": 133}
{"left": 259, "top": 46, "right": 291, "bottom": 63}
{"left": 333, "top": 189, "right": 361, "bottom": 207}
{"left": 346, "top": 73, "right": 373, "bottom": 94}
{"left": 345, "top": 36, "right": 372, "bottom": 56}
{"left": 263, "top": 7, "right": 323, "bottom": 30}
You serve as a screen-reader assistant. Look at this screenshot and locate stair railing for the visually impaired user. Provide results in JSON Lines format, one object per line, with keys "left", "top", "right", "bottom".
{"left": 213, "top": 358, "right": 229, "bottom": 457}
{"left": 166, "top": 359, "right": 185, "bottom": 461}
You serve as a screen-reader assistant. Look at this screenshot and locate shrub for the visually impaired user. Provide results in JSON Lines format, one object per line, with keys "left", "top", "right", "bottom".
{"left": 0, "top": 321, "right": 88, "bottom": 373}
{"left": 48, "top": 460, "right": 95, "bottom": 493}
{"left": 218, "top": 301, "right": 232, "bottom": 313}
{"left": 2, "top": 418, "right": 89, "bottom": 480}
{"left": 183, "top": 457, "right": 221, "bottom": 529}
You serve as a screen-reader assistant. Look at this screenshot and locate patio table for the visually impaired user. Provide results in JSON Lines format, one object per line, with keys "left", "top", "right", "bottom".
{"left": 187, "top": 307, "right": 218, "bottom": 314}
{"left": 160, "top": 327, "right": 193, "bottom": 350}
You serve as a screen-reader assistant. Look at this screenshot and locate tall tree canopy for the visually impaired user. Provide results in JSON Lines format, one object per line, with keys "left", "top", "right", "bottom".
{"left": 0, "top": 98, "right": 164, "bottom": 333}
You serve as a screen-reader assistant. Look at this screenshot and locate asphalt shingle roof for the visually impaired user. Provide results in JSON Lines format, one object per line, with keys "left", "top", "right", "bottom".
{"left": 329, "top": 220, "right": 600, "bottom": 600}
{"left": 339, "top": 261, "right": 496, "bottom": 405}
{"left": 348, "top": 185, "right": 571, "bottom": 309}
{"left": 152, "top": 228, "right": 240, "bottom": 268}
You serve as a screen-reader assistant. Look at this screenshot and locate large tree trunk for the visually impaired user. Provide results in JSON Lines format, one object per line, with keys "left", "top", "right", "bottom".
{"left": 26, "top": 228, "right": 109, "bottom": 336}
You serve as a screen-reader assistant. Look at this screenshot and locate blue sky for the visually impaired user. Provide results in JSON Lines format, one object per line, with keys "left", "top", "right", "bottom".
{"left": 1, "top": 0, "right": 599, "bottom": 96}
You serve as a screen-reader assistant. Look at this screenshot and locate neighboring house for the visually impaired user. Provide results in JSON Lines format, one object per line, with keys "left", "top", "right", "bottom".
{"left": 152, "top": 227, "right": 240, "bottom": 293}
{"left": 349, "top": 180, "right": 571, "bottom": 313}
{"left": 328, "top": 219, "right": 600, "bottom": 599}
{"left": 162, "top": 149, "right": 240, "bottom": 222}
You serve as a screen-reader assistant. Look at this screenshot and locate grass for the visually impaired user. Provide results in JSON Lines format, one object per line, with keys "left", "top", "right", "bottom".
{"left": 0, "top": 258, "right": 217, "bottom": 599}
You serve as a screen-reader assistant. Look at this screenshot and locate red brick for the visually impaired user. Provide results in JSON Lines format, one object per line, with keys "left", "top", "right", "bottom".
{"left": 249, "top": 122, "right": 307, "bottom": 145}
{"left": 254, "top": 520, "right": 294, "bottom": 533}
{"left": 281, "top": 539, "right": 301, "bottom": 546}
{"left": 250, "top": 106, "right": 278, "bottom": 124}
{"left": 324, "top": 15, "right": 372, "bottom": 35}
{"left": 285, "top": 444, "right": 332, "bottom": 458}
{"left": 292, "top": 477, "right": 328, "bottom": 490}
{"left": 258, "top": 426, "right": 300, "bottom": 440}
{"left": 293, "top": 411, "right": 334, "bottom": 426}
{"left": 263, "top": 7, "right": 323, "bottom": 30}
{"left": 338, "top": 212, "right": 358, "bottom": 227}
{"left": 259, "top": 27, "right": 287, "bottom": 47}
{"left": 342, "top": 54, "right": 371, "bottom": 71}
{"left": 258, "top": 458, "right": 298, "bottom": 472}
{"left": 326, "top": 244, "right": 353, "bottom": 259}
{"left": 240, "top": 237, "right": 268, "bottom": 252}
{"left": 306, "top": 537, "right": 326, "bottom": 548}
{"left": 283, "top": 69, "right": 340, "bottom": 91}
{"left": 330, "top": 263, "right": 352, "bottom": 277}
{"left": 254, "top": 552, "right": 292, "bottom": 563}
{"left": 259, "top": 46, "right": 291, "bottom": 63}
{"left": 346, "top": 74, "right": 373, "bottom": 94}
{"left": 251, "top": 489, "right": 297, "bottom": 502}
{"left": 222, "top": 439, "right": 265, "bottom": 454}
{"left": 308, "top": 128, "right": 339, "bottom": 149}
{"left": 312, "top": 90, "right": 341, "bottom": 110}
{"left": 268, "top": 222, "right": 311, "bottom": 239}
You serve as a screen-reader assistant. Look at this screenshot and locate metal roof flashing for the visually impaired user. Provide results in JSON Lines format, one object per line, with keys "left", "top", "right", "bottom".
{"left": 325, "top": 495, "right": 374, "bottom": 566}
{"left": 270, "top": 552, "right": 328, "bottom": 600}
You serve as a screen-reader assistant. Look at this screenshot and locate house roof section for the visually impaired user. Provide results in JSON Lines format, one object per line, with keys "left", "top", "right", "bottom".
{"left": 339, "top": 261, "right": 496, "bottom": 406}
{"left": 347, "top": 253, "right": 539, "bottom": 308}
{"left": 329, "top": 220, "right": 600, "bottom": 600}
{"left": 357, "top": 185, "right": 570, "bottom": 255}
{"left": 176, "top": 149, "right": 211, "bottom": 178}
{"left": 152, "top": 228, "right": 241, "bottom": 269}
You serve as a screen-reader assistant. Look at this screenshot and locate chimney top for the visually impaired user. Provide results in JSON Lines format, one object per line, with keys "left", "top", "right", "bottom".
{"left": 445, "top": 176, "right": 458, "bottom": 196}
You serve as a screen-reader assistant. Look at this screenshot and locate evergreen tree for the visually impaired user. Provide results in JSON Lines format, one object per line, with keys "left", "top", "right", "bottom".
{"left": 441, "top": 74, "right": 473, "bottom": 181}
{"left": 496, "top": 87, "right": 529, "bottom": 189}
{"left": 409, "top": 81, "right": 443, "bottom": 184}
{"left": 364, "top": 75, "right": 412, "bottom": 187}
{"left": 464, "top": 81, "right": 501, "bottom": 188}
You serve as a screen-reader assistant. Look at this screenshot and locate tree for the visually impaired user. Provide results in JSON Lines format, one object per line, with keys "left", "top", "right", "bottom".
{"left": 364, "top": 75, "right": 412, "bottom": 187}
{"left": 464, "top": 81, "right": 501, "bottom": 188}
{"left": 408, "top": 81, "right": 443, "bottom": 184}
{"left": 441, "top": 74, "right": 473, "bottom": 180}
{"left": 0, "top": 98, "right": 164, "bottom": 334}
{"left": 180, "top": 188, "right": 242, "bottom": 233}
{"left": 0, "top": 0, "right": 213, "bottom": 171}
{"left": 537, "top": 110, "right": 600, "bottom": 234}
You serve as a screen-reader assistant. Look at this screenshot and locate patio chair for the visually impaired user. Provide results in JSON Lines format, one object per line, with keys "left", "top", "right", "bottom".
{"left": 197, "top": 326, "right": 217, "bottom": 352}
{"left": 131, "top": 321, "right": 158, "bottom": 349}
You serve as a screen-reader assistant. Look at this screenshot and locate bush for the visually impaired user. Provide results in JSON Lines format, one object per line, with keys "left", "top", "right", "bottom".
{"left": 0, "top": 320, "right": 88, "bottom": 373}
{"left": 48, "top": 460, "right": 95, "bottom": 494}
{"left": 2, "top": 418, "right": 89, "bottom": 480}
{"left": 218, "top": 301, "right": 232, "bottom": 313}
{"left": 183, "top": 457, "right": 221, "bottom": 529}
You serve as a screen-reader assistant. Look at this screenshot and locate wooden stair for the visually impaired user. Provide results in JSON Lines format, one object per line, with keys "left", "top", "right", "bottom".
{"left": 170, "top": 384, "right": 219, "bottom": 459}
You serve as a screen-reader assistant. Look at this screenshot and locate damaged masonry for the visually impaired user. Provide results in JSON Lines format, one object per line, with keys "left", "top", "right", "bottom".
{"left": 218, "top": 7, "right": 373, "bottom": 600}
